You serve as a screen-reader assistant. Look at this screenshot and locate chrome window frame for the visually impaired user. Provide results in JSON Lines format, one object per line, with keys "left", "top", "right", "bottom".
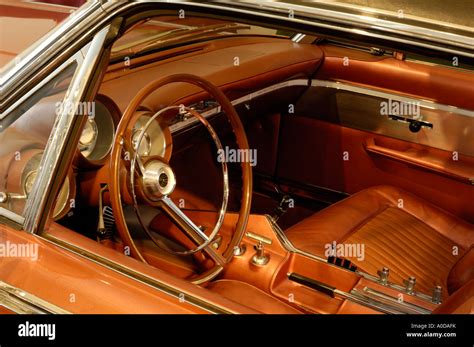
{"left": 0, "top": 49, "right": 86, "bottom": 227}
{"left": 0, "top": 0, "right": 472, "bottom": 314}
{"left": 2, "top": 0, "right": 473, "bottom": 108}
{"left": 1, "top": 0, "right": 471, "bottom": 242}
{"left": 223, "top": 1, "right": 474, "bottom": 53}
{"left": 22, "top": 26, "right": 112, "bottom": 233}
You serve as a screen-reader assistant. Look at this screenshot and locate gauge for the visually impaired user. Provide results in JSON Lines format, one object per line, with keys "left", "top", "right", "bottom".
{"left": 52, "top": 175, "right": 71, "bottom": 220}
{"left": 21, "top": 152, "right": 42, "bottom": 196}
{"left": 20, "top": 152, "right": 75, "bottom": 221}
{"left": 132, "top": 111, "right": 172, "bottom": 160}
{"left": 77, "top": 95, "right": 120, "bottom": 166}
{"left": 23, "top": 170, "right": 38, "bottom": 196}
{"left": 78, "top": 118, "right": 99, "bottom": 157}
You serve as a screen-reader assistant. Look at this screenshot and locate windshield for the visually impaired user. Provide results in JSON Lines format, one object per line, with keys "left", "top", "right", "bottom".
{"left": 110, "top": 16, "right": 293, "bottom": 61}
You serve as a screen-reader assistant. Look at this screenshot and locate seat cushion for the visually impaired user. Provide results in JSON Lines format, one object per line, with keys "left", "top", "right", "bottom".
{"left": 206, "top": 280, "right": 301, "bottom": 314}
{"left": 286, "top": 185, "right": 474, "bottom": 297}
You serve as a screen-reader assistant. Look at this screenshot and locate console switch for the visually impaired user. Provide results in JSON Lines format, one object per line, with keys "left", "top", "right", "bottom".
{"left": 404, "top": 276, "right": 416, "bottom": 295}
{"left": 377, "top": 267, "right": 390, "bottom": 285}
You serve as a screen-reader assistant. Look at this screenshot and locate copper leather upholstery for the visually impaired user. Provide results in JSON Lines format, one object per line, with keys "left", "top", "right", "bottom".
{"left": 207, "top": 280, "right": 301, "bottom": 314}
{"left": 286, "top": 186, "right": 474, "bottom": 297}
{"left": 447, "top": 247, "right": 474, "bottom": 294}
{"left": 317, "top": 45, "right": 474, "bottom": 110}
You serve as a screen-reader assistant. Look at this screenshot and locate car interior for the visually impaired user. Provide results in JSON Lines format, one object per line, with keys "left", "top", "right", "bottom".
{"left": 2, "top": 14, "right": 473, "bottom": 314}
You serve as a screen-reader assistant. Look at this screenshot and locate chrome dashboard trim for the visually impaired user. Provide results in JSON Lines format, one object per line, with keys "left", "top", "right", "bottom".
{"left": 170, "top": 77, "right": 474, "bottom": 137}
{"left": 310, "top": 79, "right": 474, "bottom": 118}
{"left": 170, "top": 79, "right": 309, "bottom": 133}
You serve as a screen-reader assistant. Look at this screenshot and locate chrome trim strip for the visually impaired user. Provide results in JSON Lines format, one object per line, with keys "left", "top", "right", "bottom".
{"left": 337, "top": 290, "right": 403, "bottom": 314}
{"left": 237, "top": 1, "right": 474, "bottom": 49}
{"left": 291, "top": 33, "right": 306, "bottom": 43}
{"left": 0, "top": 280, "right": 70, "bottom": 314}
{"left": 171, "top": 76, "right": 474, "bottom": 137}
{"left": 358, "top": 271, "right": 436, "bottom": 303}
{"left": 311, "top": 79, "right": 474, "bottom": 118}
{"left": 266, "top": 214, "right": 328, "bottom": 263}
{"left": 217, "top": 1, "right": 474, "bottom": 57}
{"left": 23, "top": 27, "right": 110, "bottom": 233}
{"left": 170, "top": 79, "right": 308, "bottom": 133}
{"left": 357, "top": 286, "right": 432, "bottom": 314}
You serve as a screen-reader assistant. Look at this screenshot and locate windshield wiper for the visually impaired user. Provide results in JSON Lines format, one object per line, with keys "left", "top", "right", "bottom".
{"left": 112, "top": 23, "right": 251, "bottom": 60}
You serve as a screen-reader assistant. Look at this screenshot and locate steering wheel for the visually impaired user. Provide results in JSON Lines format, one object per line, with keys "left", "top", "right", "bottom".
{"left": 109, "top": 74, "right": 252, "bottom": 284}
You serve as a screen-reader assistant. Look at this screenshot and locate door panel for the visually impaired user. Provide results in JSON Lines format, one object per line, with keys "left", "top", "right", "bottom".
{"left": 296, "top": 82, "right": 474, "bottom": 156}
{"left": 275, "top": 44, "right": 474, "bottom": 223}
{"left": 277, "top": 116, "right": 474, "bottom": 223}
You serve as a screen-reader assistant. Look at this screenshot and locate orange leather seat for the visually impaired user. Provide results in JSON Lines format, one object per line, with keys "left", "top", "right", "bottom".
{"left": 286, "top": 186, "right": 474, "bottom": 298}
{"left": 207, "top": 280, "right": 301, "bottom": 314}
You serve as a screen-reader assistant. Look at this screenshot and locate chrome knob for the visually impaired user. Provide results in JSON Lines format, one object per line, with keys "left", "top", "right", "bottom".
{"left": 432, "top": 285, "right": 442, "bottom": 304}
{"left": 0, "top": 192, "right": 7, "bottom": 203}
{"left": 377, "top": 267, "right": 390, "bottom": 285}
{"left": 404, "top": 276, "right": 416, "bottom": 295}
{"left": 233, "top": 243, "right": 246, "bottom": 256}
{"left": 251, "top": 241, "right": 270, "bottom": 266}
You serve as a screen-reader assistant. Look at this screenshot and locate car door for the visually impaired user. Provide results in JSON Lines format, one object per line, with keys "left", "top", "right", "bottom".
{"left": 275, "top": 44, "right": 474, "bottom": 223}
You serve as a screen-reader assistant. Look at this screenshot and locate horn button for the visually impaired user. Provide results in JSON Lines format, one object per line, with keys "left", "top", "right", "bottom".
{"left": 142, "top": 160, "right": 176, "bottom": 199}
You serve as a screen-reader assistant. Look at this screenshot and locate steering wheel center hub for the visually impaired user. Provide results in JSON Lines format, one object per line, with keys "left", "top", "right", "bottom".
{"left": 142, "top": 160, "right": 176, "bottom": 199}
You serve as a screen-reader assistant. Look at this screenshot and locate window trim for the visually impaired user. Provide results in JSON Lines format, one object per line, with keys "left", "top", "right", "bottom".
{"left": 0, "top": 55, "right": 82, "bottom": 227}
{"left": 22, "top": 26, "right": 111, "bottom": 234}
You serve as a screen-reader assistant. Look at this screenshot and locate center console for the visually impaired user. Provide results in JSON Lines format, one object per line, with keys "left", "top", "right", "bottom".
{"left": 194, "top": 211, "right": 441, "bottom": 314}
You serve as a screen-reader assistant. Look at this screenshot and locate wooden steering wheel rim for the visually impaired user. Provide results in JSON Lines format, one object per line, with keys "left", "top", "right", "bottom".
{"left": 109, "top": 73, "right": 252, "bottom": 283}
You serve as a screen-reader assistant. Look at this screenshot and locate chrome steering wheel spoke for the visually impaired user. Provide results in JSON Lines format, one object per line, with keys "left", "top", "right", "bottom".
{"left": 159, "top": 196, "right": 225, "bottom": 266}
{"left": 128, "top": 105, "right": 229, "bottom": 263}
